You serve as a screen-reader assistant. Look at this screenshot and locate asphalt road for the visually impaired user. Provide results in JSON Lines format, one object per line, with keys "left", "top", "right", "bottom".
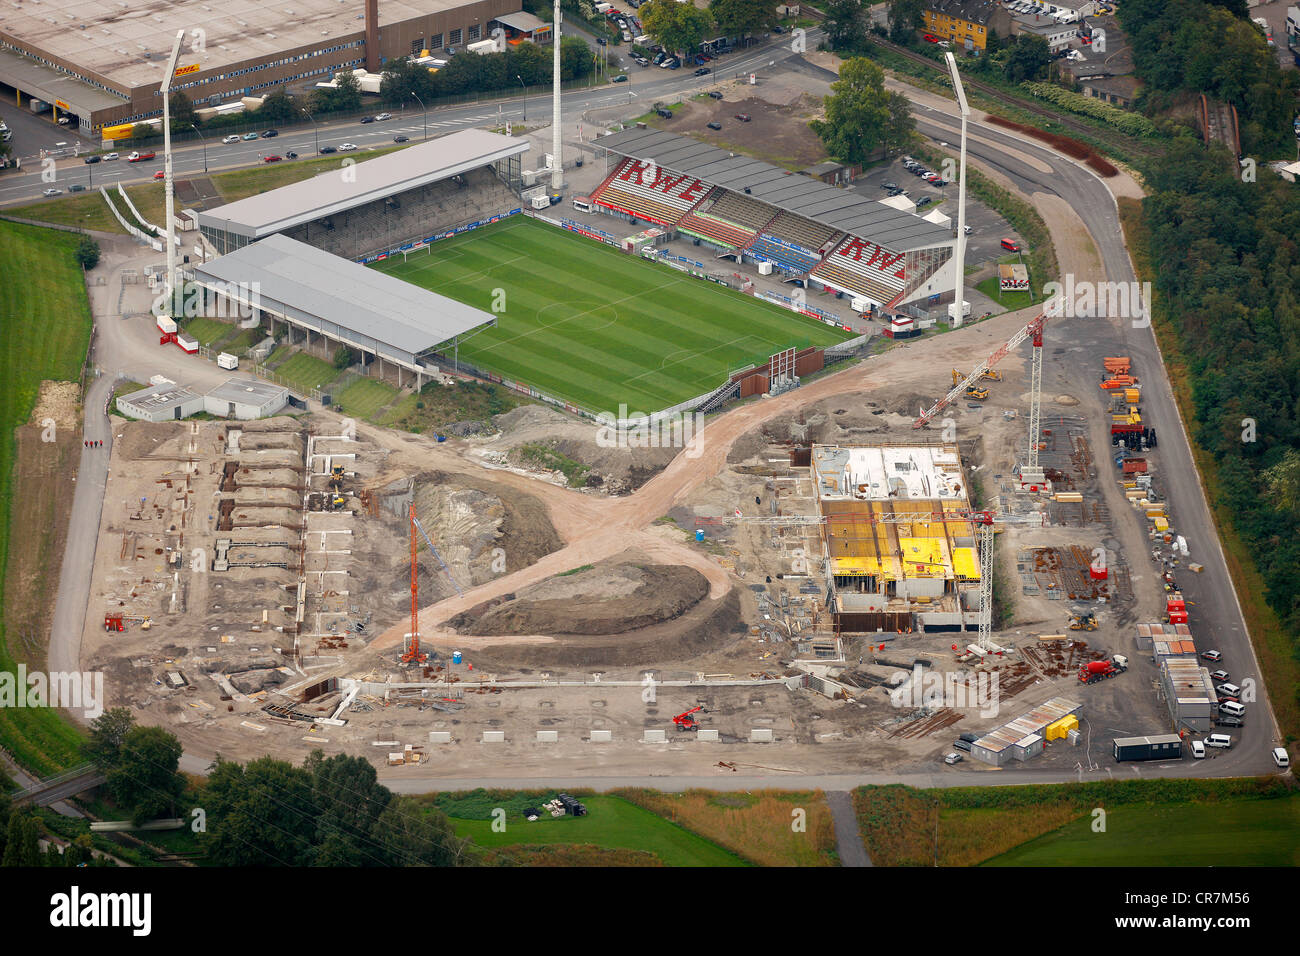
{"left": 35, "top": 29, "right": 1284, "bottom": 789}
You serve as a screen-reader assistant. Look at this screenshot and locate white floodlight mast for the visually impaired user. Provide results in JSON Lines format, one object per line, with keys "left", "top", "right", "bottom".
{"left": 161, "top": 30, "right": 185, "bottom": 310}
{"left": 551, "top": 0, "right": 563, "bottom": 190}
{"left": 945, "top": 52, "right": 970, "bottom": 329}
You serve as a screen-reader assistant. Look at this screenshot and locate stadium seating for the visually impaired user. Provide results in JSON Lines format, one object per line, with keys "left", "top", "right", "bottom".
{"left": 811, "top": 234, "right": 908, "bottom": 303}
{"left": 675, "top": 189, "right": 760, "bottom": 249}
{"left": 764, "top": 211, "right": 841, "bottom": 254}
{"left": 590, "top": 157, "right": 711, "bottom": 226}
{"left": 283, "top": 168, "right": 518, "bottom": 259}
{"left": 746, "top": 234, "right": 821, "bottom": 274}
{"left": 708, "top": 190, "right": 778, "bottom": 231}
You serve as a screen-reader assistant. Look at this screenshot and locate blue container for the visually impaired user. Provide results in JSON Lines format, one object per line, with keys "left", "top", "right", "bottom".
{"left": 436, "top": 435, "right": 447, "bottom": 443}
{"left": 452, "top": 650, "right": 462, "bottom": 665}
{"left": 695, "top": 529, "right": 705, "bottom": 542}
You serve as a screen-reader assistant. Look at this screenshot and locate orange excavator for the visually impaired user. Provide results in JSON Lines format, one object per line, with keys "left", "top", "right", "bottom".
{"left": 673, "top": 706, "right": 707, "bottom": 731}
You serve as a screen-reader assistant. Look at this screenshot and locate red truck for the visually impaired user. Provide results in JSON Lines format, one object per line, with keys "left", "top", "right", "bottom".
{"left": 127, "top": 150, "right": 156, "bottom": 162}
{"left": 1078, "top": 655, "right": 1129, "bottom": 684}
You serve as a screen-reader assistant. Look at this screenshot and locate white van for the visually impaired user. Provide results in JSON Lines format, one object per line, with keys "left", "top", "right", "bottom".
{"left": 1216, "top": 682, "right": 1242, "bottom": 699}
{"left": 1204, "top": 734, "right": 1233, "bottom": 749}
{"left": 1190, "top": 739, "right": 1205, "bottom": 759}
{"left": 1219, "top": 700, "right": 1246, "bottom": 718}
{"left": 217, "top": 352, "right": 239, "bottom": 370}
{"left": 572, "top": 197, "right": 593, "bottom": 213}
{"left": 1272, "top": 747, "right": 1290, "bottom": 768}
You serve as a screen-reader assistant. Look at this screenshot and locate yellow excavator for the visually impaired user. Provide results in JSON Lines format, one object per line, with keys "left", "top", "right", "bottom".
{"left": 1068, "top": 612, "right": 1098, "bottom": 631}
{"left": 953, "top": 369, "right": 990, "bottom": 401}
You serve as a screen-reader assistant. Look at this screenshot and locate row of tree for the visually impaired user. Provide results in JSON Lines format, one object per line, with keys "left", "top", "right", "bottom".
{"left": 1117, "top": 0, "right": 1299, "bottom": 154}
{"left": 639, "top": 0, "right": 778, "bottom": 57}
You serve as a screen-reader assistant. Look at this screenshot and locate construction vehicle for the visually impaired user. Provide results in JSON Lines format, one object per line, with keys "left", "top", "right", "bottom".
{"left": 1078, "top": 655, "right": 1128, "bottom": 684}
{"left": 1068, "top": 612, "right": 1098, "bottom": 631}
{"left": 673, "top": 706, "right": 707, "bottom": 731}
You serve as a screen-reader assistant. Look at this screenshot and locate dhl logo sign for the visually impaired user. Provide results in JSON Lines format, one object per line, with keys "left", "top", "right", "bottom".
{"left": 174, "top": 63, "right": 201, "bottom": 77}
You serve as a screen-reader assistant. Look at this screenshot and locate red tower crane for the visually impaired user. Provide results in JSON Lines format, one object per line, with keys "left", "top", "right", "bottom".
{"left": 913, "top": 311, "right": 1052, "bottom": 469}
{"left": 402, "top": 502, "right": 427, "bottom": 664}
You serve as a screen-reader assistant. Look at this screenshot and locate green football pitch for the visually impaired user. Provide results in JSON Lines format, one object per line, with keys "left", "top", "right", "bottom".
{"left": 370, "top": 215, "right": 853, "bottom": 413}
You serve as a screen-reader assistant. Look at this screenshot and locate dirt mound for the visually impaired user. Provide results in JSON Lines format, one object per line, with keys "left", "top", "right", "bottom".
{"left": 113, "top": 419, "right": 188, "bottom": 460}
{"left": 448, "top": 558, "right": 709, "bottom": 636}
{"left": 402, "top": 470, "right": 562, "bottom": 594}
{"left": 487, "top": 404, "right": 678, "bottom": 494}
{"left": 30, "top": 380, "right": 80, "bottom": 431}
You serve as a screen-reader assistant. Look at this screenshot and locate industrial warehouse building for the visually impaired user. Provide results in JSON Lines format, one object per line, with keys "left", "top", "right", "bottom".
{"left": 811, "top": 443, "right": 983, "bottom": 634}
{"left": 0, "top": 0, "right": 540, "bottom": 135}
{"left": 116, "top": 378, "right": 288, "bottom": 421}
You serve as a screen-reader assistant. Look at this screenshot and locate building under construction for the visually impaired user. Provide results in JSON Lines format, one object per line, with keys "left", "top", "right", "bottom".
{"left": 811, "top": 443, "right": 983, "bottom": 634}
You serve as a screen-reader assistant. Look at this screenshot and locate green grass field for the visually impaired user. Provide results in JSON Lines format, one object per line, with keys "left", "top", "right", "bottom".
{"left": 985, "top": 794, "right": 1300, "bottom": 866}
{"left": 0, "top": 221, "right": 94, "bottom": 773}
{"left": 371, "top": 216, "right": 853, "bottom": 413}
{"left": 446, "top": 795, "right": 747, "bottom": 866}
{"left": 332, "top": 377, "right": 400, "bottom": 419}
{"left": 272, "top": 353, "right": 340, "bottom": 394}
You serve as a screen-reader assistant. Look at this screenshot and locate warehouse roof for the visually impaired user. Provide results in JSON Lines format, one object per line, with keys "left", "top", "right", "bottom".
{"left": 206, "top": 378, "right": 288, "bottom": 407}
{"left": 493, "top": 11, "right": 549, "bottom": 31}
{"left": 193, "top": 234, "right": 494, "bottom": 361}
{"left": 596, "top": 128, "right": 953, "bottom": 252}
{"left": 974, "top": 697, "right": 1081, "bottom": 754}
{"left": 0, "top": 0, "right": 478, "bottom": 92}
{"left": 197, "top": 129, "right": 528, "bottom": 239}
{"left": 118, "top": 383, "right": 201, "bottom": 415}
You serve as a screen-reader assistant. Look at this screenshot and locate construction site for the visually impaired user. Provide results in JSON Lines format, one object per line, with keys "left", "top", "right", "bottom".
{"left": 75, "top": 303, "right": 1220, "bottom": 778}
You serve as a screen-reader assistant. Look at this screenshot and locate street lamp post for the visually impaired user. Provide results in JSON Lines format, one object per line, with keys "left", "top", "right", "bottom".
{"left": 304, "top": 109, "right": 320, "bottom": 154}
{"left": 516, "top": 75, "right": 527, "bottom": 124}
{"left": 190, "top": 123, "right": 208, "bottom": 172}
{"left": 411, "top": 92, "right": 427, "bottom": 141}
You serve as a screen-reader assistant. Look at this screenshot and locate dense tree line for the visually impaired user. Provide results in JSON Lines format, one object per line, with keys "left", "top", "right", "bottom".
{"left": 1118, "top": 0, "right": 1299, "bottom": 154}
{"left": 380, "top": 37, "right": 594, "bottom": 107}
{"left": 1140, "top": 140, "right": 1300, "bottom": 701}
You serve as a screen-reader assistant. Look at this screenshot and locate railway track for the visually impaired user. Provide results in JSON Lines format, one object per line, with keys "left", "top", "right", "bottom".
{"left": 863, "top": 35, "right": 1158, "bottom": 159}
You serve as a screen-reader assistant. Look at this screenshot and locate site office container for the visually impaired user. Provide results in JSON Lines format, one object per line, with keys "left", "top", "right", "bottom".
{"left": 1113, "top": 734, "right": 1184, "bottom": 762}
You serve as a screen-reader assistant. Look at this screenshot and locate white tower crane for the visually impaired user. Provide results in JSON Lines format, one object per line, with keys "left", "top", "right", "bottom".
{"left": 159, "top": 30, "right": 186, "bottom": 310}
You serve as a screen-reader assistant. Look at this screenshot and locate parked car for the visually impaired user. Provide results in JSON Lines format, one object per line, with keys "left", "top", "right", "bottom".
{"left": 653, "top": 52, "right": 666, "bottom": 64}
{"left": 222, "top": 134, "right": 241, "bottom": 144}
{"left": 952, "top": 738, "right": 973, "bottom": 753}
{"left": 963, "top": 224, "right": 972, "bottom": 235}
{"left": 152, "top": 170, "right": 165, "bottom": 179}
{"left": 667, "top": 59, "right": 680, "bottom": 69}
{"left": 261, "top": 129, "right": 278, "bottom": 137}
{"left": 375, "top": 112, "right": 392, "bottom": 120}
{"left": 943, "top": 752, "right": 963, "bottom": 765}
{"left": 1200, "top": 649, "right": 1222, "bottom": 662}
{"left": 735, "top": 113, "right": 751, "bottom": 122}
{"left": 338, "top": 142, "right": 357, "bottom": 151}
{"left": 393, "top": 135, "right": 409, "bottom": 143}
{"left": 1203, "top": 734, "right": 1233, "bottom": 749}
{"left": 84, "top": 155, "right": 101, "bottom": 164}
{"left": 915, "top": 196, "right": 933, "bottom": 207}
{"left": 319, "top": 145, "right": 337, "bottom": 154}
{"left": 923, "top": 33, "right": 941, "bottom": 43}
{"left": 1272, "top": 747, "right": 1290, "bottom": 768}
{"left": 707, "top": 90, "right": 724, "bottom": 99}
{"left": 242, "top": 132, "right": 260, "bottom": 141}
{"left": 612, "top": 73, "right": 628, "bottom": 82}
{"left": 103, "top": 152, "right": 119, "bottom": 161}
{"left": 264, "top": 154, "right": 282, "bottom": 162}
{"left": 1000, "top": 238, "right": 1021, "bottom": 252}
{"left": 707, "top": 121, "right": 722, "bottom": 130}
{"left": 1190, "top": 739, "right": 1205, "bottom": 758}
{"left": 655, "top": 108, "right": 673, "bottom": 119}
{"left": 1209, "top": 669, "right": 1230, "bottom": 682}
{"left": 42, "top": 187, "right": 62, "bottom": 197}
{"left": 880, "top": 181, "right": 897, "bottom": 190}
{"left": 1214, "top": 714, "right": 1244, "bottom": 728}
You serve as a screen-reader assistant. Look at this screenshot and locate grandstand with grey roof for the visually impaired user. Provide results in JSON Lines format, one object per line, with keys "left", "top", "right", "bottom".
{"left": 590, "top": 128, "right": 959, "bottom": 311}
